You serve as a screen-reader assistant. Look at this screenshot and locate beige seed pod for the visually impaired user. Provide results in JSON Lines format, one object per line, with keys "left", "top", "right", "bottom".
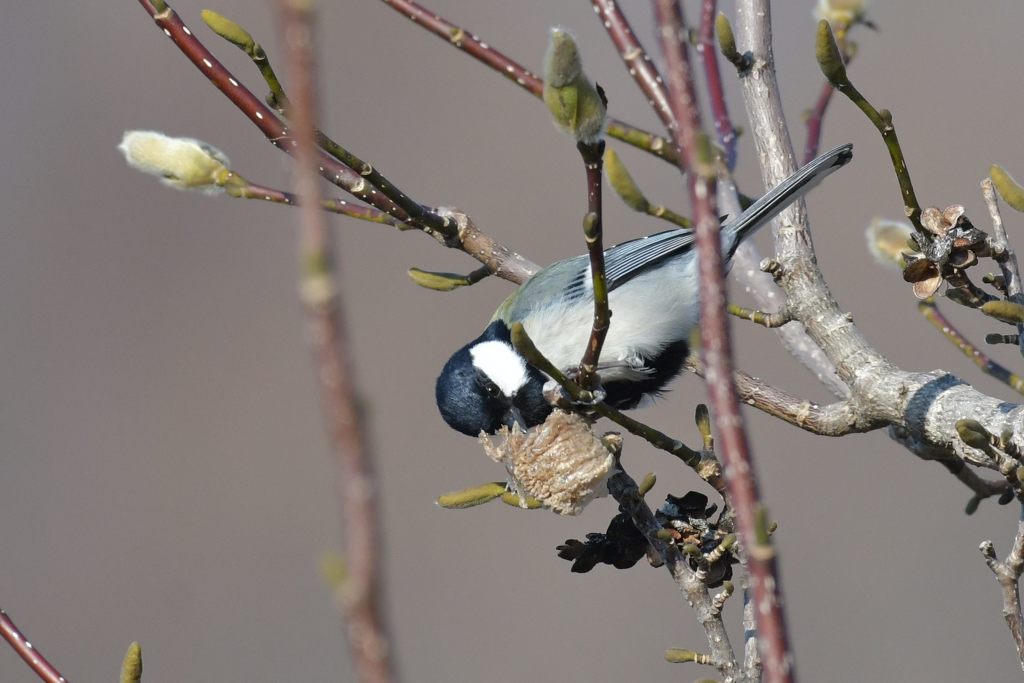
{"left": 478, "top": 410, "right": 615, "bottom": 516}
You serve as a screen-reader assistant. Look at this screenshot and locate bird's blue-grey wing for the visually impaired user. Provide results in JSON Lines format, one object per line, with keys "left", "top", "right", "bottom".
{"left": 561, "top": 228, "right": 695, "bottom": 301}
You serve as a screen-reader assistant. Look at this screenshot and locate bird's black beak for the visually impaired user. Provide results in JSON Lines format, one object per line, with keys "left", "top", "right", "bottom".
{"left": 501, "top": 406, "right": 527, "bottom": 431}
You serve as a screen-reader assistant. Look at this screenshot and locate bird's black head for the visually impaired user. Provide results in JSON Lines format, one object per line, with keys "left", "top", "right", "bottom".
{"left": 435, "top": 320, "right": 552, "bottom": 436}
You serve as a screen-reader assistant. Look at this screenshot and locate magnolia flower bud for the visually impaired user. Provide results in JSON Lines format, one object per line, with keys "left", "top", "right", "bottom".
{"left": 865, "top": 218, "right": 914, "bottom": 270}
{"left": 118, "top": 130, "right": 232, "bottom": 194}
{"left": 542, "top": 28, "right": 606, "bottom": 144}
{"left": 813, "top": 0, "right": 867, "bottom": 26}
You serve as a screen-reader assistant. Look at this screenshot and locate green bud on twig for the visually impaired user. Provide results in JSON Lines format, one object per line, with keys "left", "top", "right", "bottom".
{"left": 638, "top": 472, "right": 657, "bottom": 496}
{"left": 990, "top": 165, "right": 1024, "bottom": 213}
{"left": 437, "top": 482, "right": 508, "bottom": 509}
{"left": 999, "top": 489, "right": 1016, "bottom": 505}
{"left": 986, "top": 333, "right": 1020, "bottom": 345}
{"left": 500, "top": 491, "right": 544, "bottom": 509}
{"left": 981, "top": 300, "right": 1024, "bottom": 325}
{"left": 664, "top": 648, "right": 712, "bottom": 664}
{"left": 816, "top": 20, "right": 849, "bottom": 87}
{"left": 605, "top": 147, "right": 649, "bottom": 212}
{"left": 319, "top": 552, "right": 348, "bottom": 590}
{"left": 965, "top": 495, "right": 981, "bottom": 515}
{"left": 201, "top": 9, "right": 256, "bottom": 54}
{"left": 543, "top": 28, "right": 606, "bottom": 144}
{"left": 715, "top": 13, "right": 745, "bottom": 70}
{"left": 706, "top": 534, "right": 736, "bottom": 565}
{"left": 956, "top": 419, "right": 992, "bottom": 451}
{"left": 407, "top": 266, "right": 489, "bottom": 291}
{"left": 695, "top": 403, "right": 713, "bottom": 450}
{"left": 120, "top": 642, "right": 143, "bottom": 683}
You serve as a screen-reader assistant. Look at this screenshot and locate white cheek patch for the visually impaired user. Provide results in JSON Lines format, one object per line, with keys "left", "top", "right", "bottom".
{"left": 470, "top": 341, "right": 529, "bottom": 397}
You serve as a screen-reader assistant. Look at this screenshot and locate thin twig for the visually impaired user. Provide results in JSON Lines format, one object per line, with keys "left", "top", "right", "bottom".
{"left": 816, "top": 21, "right": 922, "bottom": 232}
{"left": 918, "top": 299, "right": 1024, "bottom": 395}
{"left": 699, "top": 0, "right": 738, "bottom": 169}
{"left": 576, "top": 140, "right": 611, "bottom": 390}
{"left": 138, "top": 1, "right": 409, "bottom": 223}
{"left": 980, "top": 508, "right": 1024, "bottom": 671}
{"left": 225, "top": 179, "right": 404, "bottom": 226}
{"left": 0, "top": 610, "right": 69, "bottom": 683}
{"left": 607, "top": 467, "right": 741, "bottom": 677}
{"left": 203, "top": 10, "right": 442, "bottom": 230}
{"left": 728, "top": 303, "right": 792, "bottom": 329}
{"left": 277, "top": 3, "right": 397, "bottom": 683}
{"left": 379, "top": 0, "right": 678, "bottom": 163}
{"left": 983, "top": 178, "right": 1024, "bottom": 358}
{"left": 136, "top": 0, "right": 538, "bottom": 284}
{"left": 654, "top": 2, "right": 794, "bottom": 682}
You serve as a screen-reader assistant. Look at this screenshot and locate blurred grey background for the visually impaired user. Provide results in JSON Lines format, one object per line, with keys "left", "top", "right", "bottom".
{"left": 3, "top": 1, "right": 1024, "bottom": 681}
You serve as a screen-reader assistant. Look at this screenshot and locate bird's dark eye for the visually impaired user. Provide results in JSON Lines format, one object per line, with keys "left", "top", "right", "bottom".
{"left": 481, "top": 379, "right": 501, "bottom": 398}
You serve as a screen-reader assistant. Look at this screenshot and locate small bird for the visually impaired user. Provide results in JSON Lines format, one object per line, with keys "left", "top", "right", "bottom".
{"left": 436, "top": 144, "right": 853, "bottom": 436}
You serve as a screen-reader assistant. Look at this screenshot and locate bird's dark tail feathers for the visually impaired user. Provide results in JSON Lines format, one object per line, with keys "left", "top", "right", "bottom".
{"left": 724, "top": 143, "right": 853, "bottom": 259}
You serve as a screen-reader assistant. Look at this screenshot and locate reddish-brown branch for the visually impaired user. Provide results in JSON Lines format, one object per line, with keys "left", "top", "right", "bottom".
{"left": 135, "top": 0, "right": 538, "bottom": 283}
{"left": 230, "top": 181, "right": 404, "bottom": 226}
{"left": 653, "top": 2, "right": 795, "bottom": 682}
{"left": 802, "top": 80, "right": 836, "bottom": 165}
{"left": 137, "top": 1, "right": 413, "bottom": 224}
{"left": 379, "top": 0, "right": 678, "bottom": 163}
{"left": 0, "top": 610, "right": 69, "bottom": 683}
{"left": 277, "top": 3, "right": 397, "bottom": 683}
{"left": 576, "top": 140, "right": 610, "bottom": 390}
{"left": 699, "top": 0, "right": 737, "bottom": 169}
{"left": 590, "top": 0, "right": 675, "bottom": 133}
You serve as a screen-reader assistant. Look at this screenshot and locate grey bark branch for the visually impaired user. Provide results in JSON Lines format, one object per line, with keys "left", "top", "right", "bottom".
{"left": 982, "top": 179, "right": 1024, "bottom": 358}
{"left": 729, "top": 0, "right": 1024, "bottom": 488}
{"left": 981, "top": 508, "right": 1024, "bottom": 670}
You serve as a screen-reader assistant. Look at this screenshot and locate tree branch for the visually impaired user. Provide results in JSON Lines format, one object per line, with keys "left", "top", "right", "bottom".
{"left": 379, "top": 0, "right": 679, "bottom": 164}
{"left": 0, "top": 610, "right": 69, "bottom": 683}
{"left": 607, "top": 467, "right": 742, "bottom": 678}
{"left": 277, "top": 3, "right": 397, "bottom": 682}
{"left": 654, "top": 2, "right": 794, "bottom": 681}
{"left": 980, "top": 507, "right": 1024, "bottom": 670}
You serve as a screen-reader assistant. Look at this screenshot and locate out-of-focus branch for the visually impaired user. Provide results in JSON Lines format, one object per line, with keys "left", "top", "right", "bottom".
{"left": 653, "top": 2, "right": 793, "bottom": 681}
{"left": 0, "top": 609, "right": 69, "bottom": 683}
{"left": 277, "top": 3, "right": 397, "bottom": 683}
{"left": 699, "top": 0, "right": 738, "bottom": 169}
{"left": 379, "top": 0, "right": 679, "bottom": 164}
